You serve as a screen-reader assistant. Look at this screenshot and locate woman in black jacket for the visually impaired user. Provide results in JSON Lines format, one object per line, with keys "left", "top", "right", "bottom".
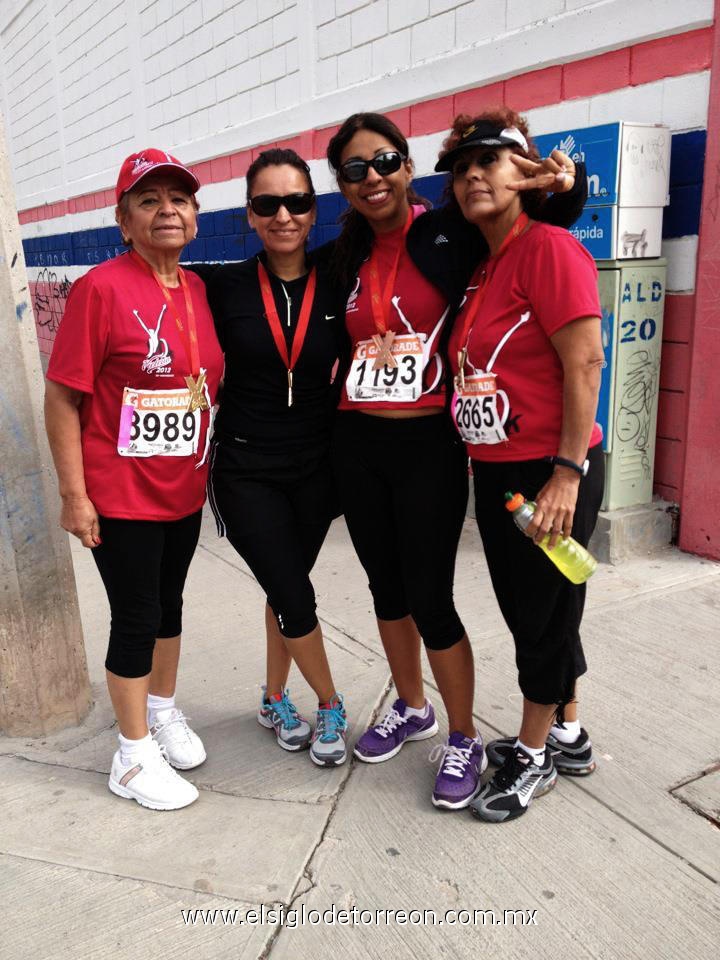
{"left": 191, "top": 149, "right": 350, "bottom": 768}
{"left": 326, "top": 111, "right": 586, "bottom": 810}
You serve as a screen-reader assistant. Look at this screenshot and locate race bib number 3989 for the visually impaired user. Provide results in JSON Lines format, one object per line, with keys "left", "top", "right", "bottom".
{"left": 117, "top": 387, "right": 201, "bottom": 458}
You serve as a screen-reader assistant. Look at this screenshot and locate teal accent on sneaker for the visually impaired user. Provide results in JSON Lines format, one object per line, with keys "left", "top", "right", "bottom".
{"left": 310, "top": 694, "right": 348, "bottom": 767}
{"left": 257, "top": 687, "right": 311, "bottom": 752}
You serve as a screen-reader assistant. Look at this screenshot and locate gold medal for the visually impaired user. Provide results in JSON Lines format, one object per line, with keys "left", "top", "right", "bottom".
{"left": 372, "top": 330, "right": 398, "bottom": 370}
{"left": 185, "top": 371, "right": 209, "bottom": 412}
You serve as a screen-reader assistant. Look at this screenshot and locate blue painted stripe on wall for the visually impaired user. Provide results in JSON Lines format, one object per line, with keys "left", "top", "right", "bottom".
{"left": 21, "top": 131, "right": 706, "bottom": 269}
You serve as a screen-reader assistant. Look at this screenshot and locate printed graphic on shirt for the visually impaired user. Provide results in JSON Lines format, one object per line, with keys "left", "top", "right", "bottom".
{"left": 133, "top": 304, "right": 173, "bottom": 376}
{"left": 346, "top": 294, "right": 447, "bottom": 403}
{"left": 346, "top": 276, "right": 361, "bottom": 314}
{"left": 453, "top": 310, "right": 529, "bottom": 445}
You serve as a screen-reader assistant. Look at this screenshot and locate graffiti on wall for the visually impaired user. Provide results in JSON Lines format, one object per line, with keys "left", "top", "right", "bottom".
{"left": 32, "top": 267, "right": 72, "bottom": 335}
{"left": 615, "top": 349, "right": 659, "bottom": 478}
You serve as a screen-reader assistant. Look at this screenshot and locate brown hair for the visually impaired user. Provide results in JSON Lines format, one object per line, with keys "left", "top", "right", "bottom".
{"left": 327, "top": 112, "right": 430, "bottom": 291}
{"left": 245, "top": 148, "right": 315, "bottom": 202}
{"left": 439, "top": 106, "right": 547, "bottom": 217}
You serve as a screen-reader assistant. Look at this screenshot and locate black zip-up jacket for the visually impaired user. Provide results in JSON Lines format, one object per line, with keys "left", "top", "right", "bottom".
{"left": 314, "top": 165, "right": 589, "bottom": 394}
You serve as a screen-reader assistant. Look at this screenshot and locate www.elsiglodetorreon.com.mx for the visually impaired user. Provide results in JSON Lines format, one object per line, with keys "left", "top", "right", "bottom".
{"left": 180, "top": 904, "right": 539, "bottom": 928}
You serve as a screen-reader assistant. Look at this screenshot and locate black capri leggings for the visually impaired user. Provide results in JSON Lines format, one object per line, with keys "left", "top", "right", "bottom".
{"left": 472, "top": 443, "right": 605, "bottom": 708}
{"left": 207, "top": 441, "right": 336, "bottom": 639}
{"left": 92, "top": 510, "right": 202, "bottom": 679}
{"left": 333, "top": 411, "right": 468, "bottom": 651}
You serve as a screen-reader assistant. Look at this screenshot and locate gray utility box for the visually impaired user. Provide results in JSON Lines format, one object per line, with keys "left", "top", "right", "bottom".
{"left": 596, "top": 259, "right": 666, "bottom": 510}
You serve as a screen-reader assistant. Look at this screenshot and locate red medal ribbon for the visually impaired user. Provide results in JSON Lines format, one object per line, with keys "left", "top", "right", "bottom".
{"left": 257, "top": 260, "right": 317, "bottom": 405}
{"left": 456, "top": 211, "right": 530, "bottom": 358}
{"left": 367, "top": 208, "right": 414, "bottom": 335}
{"left": 130, "top": 250, "right": 200, "bottom": 376}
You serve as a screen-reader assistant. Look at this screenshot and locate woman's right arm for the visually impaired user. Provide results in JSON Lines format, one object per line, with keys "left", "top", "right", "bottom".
{"left": 44, "top": 381, "right": 101, "bottom": 548}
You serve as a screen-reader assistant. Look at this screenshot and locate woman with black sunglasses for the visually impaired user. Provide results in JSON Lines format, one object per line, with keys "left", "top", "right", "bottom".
{"left": 189, "top": 149, "right": 349, "bottom": 767}
{"left": 326, "top": 112, "right": 587, "bottom": 810}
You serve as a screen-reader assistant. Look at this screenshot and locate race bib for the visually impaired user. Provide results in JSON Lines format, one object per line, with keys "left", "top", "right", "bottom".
{"left": 452, "top": 372, "right": 509, "bottom": 445}
{"left": 346, "top": 333, "right": 424, "bottom": 402}
{"left": 117, "top": 387, "right": 202, "bottom": 458}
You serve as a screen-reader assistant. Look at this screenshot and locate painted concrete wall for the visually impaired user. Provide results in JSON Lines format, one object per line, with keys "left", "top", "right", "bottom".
{"left": 0, "top": 0, "right": 716, "bottom": 551}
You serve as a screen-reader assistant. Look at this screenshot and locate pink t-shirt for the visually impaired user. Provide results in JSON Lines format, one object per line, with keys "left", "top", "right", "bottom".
{"left": 339, "top": 205, "right": 450, "bottom": 411}
{"left": 448, "top": 222, "right": 603, "bottom": 461}
{"left": 47, "top": 252, "right": 224, "bottom": 520}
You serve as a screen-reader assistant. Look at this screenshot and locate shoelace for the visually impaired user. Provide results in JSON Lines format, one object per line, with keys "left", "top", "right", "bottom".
{"left": 428, "top": 741, "right": 475, "bottom": 778}
{"left": 373, "top": 708, "right": 407, "bottom": 739}
{"left": 316, "top": 705, "right": 347, "bottom": 743}
{"left": 494, "top": 750, "right": 533, "bottom": 791}
{"left": 151, "top": 709, "right": 194, "bottom": 739}
{"left": 144, "top": 742, "right": 183, "bottom": 781}
{"left": 269, "top": 692, "right": 301, "bottom": 730}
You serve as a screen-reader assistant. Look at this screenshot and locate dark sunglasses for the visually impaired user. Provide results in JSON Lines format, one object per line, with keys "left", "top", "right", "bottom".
{"left": 248, "top": 193, "right": 315, "bottom": 216}
{"left": 339, "top": 151, "right": 407, "bottom": 183}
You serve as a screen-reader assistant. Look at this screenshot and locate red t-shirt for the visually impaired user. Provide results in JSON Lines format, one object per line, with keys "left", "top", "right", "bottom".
{"left": 47, "top": 252, "right": 224, "bottom": 521}
{"left": 339, "top": 205, "right": 450, "bottom": 411}
{"left": 448, "top": 222, "right": 602, "bottom": 461}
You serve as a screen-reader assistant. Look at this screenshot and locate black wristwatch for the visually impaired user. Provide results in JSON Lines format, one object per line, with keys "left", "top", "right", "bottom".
{"left": 546, "top": 455, "right": 589, "bottom": 477}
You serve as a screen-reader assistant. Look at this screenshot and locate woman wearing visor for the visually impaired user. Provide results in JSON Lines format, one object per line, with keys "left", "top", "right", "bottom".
{"left": 326, "top": 112, "right": 587, "bottom": 810}
{"left": 190, "top": 149, "right": 349, "bottom": 767}
{"left": 438, "top": 108, "right": 604, "bottom": 823}
{"left": 45, "top": 150, "right": 223, "bottom": 810}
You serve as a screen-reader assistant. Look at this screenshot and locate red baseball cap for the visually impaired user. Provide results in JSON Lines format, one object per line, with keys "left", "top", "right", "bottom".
{"left": 115, "top": 149, "right": 200, "bottom": 203}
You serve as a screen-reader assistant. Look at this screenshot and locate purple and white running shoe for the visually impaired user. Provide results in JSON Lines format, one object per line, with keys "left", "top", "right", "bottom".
{"left": 353, "top": 698, "right": 439, "bottom": 763}
{"left": 431, "top": 731, "right": 487, "bottom": 810}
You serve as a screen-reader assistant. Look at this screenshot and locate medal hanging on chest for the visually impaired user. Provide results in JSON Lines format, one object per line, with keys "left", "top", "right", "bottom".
{"left": 453, "top": 212, "right": 530, "bottom": 446}
{"left": 257, "top": 260, "right": 317, "bottom": 407}
{"left": 455, "top": 211, "right": 529, "bottom": 390}
{"left": 367, "top": 211, "right": 412, "bottom": 371}
{"left": 131, "top": 251, "right": 210, "bottom": 413}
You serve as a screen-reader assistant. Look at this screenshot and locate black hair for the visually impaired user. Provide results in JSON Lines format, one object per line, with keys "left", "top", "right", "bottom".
{"left": 327, "top": 113, "right": 430, "bottom": 291}
{"left": 245, "top": 148, "right": 315, "bottom": 202}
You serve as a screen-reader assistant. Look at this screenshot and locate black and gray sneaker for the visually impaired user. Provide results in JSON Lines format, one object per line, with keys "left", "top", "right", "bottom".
{"left": 470, "top": 746, "right": 557, "bottom": 823}
{"left": 486, "top": 728, "right": 596, "bottom": 776}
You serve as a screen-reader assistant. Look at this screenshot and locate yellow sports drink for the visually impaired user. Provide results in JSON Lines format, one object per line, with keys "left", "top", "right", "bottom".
{"left": 504, "top": 492, "right": 597, "bottom": 585}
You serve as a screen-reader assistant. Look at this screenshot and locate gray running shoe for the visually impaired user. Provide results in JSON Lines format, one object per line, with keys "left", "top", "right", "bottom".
{"left": 487, "top": 727, "right": 596, "bottom": 776}
{"left": 310, "top": 695, "right": 347, "bottom": 767}
{"left": 257, "top": 688, "right": 312, "bottom": 751}
{"left": 471, "top": 746, "right": 557, "bottom": 823}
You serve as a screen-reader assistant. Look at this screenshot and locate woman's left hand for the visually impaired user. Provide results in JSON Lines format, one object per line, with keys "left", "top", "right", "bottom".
{"left": 508, "top": 149, "right": 576, "bottom": 193}
{"left": 524, "top": 470, "right": 580, "bottom": 548}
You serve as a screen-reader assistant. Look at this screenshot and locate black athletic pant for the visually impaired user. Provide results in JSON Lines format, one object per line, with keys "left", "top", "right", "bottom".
{"left": 333, "top": 411, "right": 468, "bottom": 651}
{"left": 92, "top": 510, "right": 202, "bottom": 678}
{"left": 472, "top": 443, "right": 604, "bottom": 709}
{"left": 208, "top": 440, "right": 336, "bottom": 638}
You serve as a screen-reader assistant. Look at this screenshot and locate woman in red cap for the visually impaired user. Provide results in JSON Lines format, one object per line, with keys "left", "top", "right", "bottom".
{"left": 45, "top": 149, "right": 224, "bottom": 810}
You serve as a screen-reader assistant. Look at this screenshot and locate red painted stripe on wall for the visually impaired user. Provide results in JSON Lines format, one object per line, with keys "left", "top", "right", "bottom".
{"left": 17, "top": 26, "right": 714, "bottom": 224}
{"left": 662, "top": 293, "right": 696, "bottom": 343}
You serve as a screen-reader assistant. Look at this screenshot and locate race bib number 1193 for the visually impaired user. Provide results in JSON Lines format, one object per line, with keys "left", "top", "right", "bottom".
{"left": 346, "top": 333, "right": 423, "bottom": 402}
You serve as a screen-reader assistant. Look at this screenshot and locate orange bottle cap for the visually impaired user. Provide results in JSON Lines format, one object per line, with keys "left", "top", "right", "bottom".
{"left": 504, "top": 492, "right": 525, "bottom": 512}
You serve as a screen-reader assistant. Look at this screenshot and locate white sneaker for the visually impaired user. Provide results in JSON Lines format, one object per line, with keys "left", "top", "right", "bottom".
{"left": 108, "top": 740, "right": 199, "bottom": 810}
{"left": 149, "top": 708, "right": 207, "bottom": 770}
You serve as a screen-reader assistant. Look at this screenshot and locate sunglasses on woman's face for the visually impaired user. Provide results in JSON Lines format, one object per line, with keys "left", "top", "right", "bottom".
{"left": 248, "top": 193, "right": 315, "bottom": 216}
{"left": 339, "top": 151, "right": 407, "bottom": 184}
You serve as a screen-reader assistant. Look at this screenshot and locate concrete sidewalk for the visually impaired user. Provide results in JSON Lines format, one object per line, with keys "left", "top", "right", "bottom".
{"left": 1, "top": 509, "right": 719, "bottom": 959}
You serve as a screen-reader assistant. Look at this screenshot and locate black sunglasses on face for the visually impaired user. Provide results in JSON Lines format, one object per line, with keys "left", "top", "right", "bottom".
{"left": 339, "top": 151, "right": 407, "bottom": 183}
{"left": 248, "top": 193, "right": 315, "bottom": 216}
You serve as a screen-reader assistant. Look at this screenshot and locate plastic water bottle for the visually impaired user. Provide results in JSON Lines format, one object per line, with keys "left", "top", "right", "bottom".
{"left": 505, "top": 491, "right": 597, "bottom": 584}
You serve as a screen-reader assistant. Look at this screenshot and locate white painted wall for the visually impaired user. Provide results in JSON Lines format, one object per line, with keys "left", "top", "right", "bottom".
{"left": 0, "top": 0, "right": 714, "bottom": 207}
